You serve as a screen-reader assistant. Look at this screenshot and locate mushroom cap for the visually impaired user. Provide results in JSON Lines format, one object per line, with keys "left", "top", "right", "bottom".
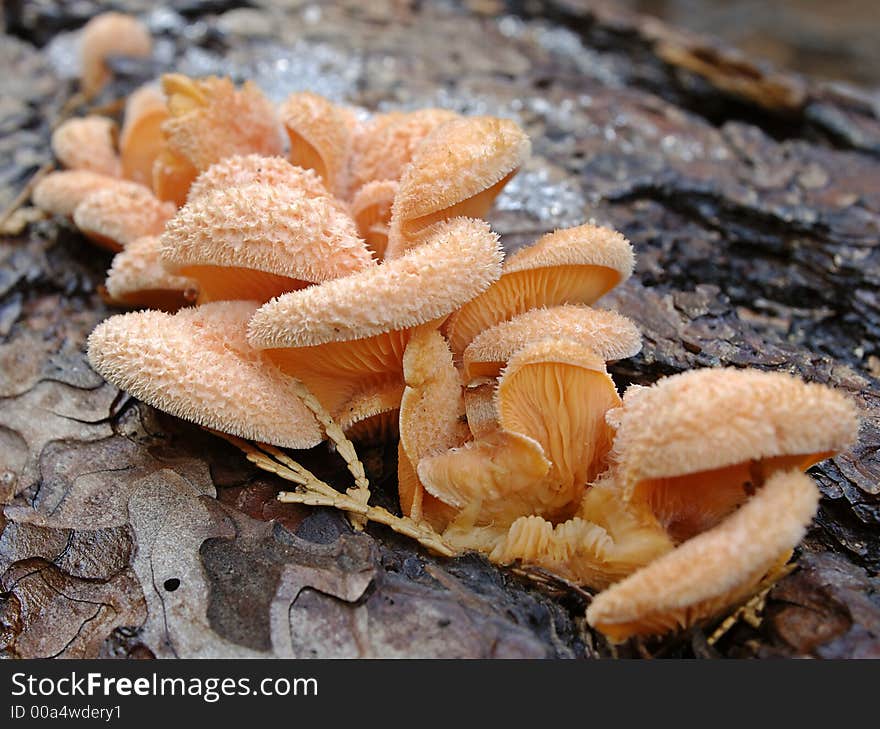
{"left": 247, "top": 217, "right": 503, "bottom": 349}
{"left": 348, "top": 108, "right": 459, "bottom": 193}
{"left": 463, "top": 305, "right": 642, "bottom": 380}
{"left": 80, "top": 12, "right": 152, "bottom": 97}
{"left": 105, "top": 235, "right": 197, "bottom": 311}
{"left": 32, "top": 170, "right": 117, "bottom": 218}
{"left": 120, "top": 83, "right": 169, "bottom": 187}
{"left": 278, "top": 92, "right": 356, "bottom": 196}
{"left": 160, "top": 182, "right": 373, "bottom": 289}
{"left": 349, "top": 179, "right": 398, "bottom": 260}
{"left": 73, "top": 181, "right": 176, "bottom": 251}
{"left": 496, "top": 339, "right": 622, "bottom": 514}
{"left": 160, "top": 74, "right": 283, "bottom": 173}
{"left": 335, "top": 380, "right": 405, "bottom": 442}
{"left": 445, "top": 224, "right": 635, "bottom": 357}
{"left": 51, "top": 116, "right": 121, "bottom": 178}
{"left": 386, "top": 116, "right": 530, "bottom": 257}
{"left": 463, "top": 378, "right": 498, "bottom": 438}
{"left": 586, "top": 469, "right": 820, "bottom": 642}
{"left": 185, "top": 154, "right": 332, "bottom": 205}
{"left": 608, "top": 367, "right": 861, "bottom": 500}
{"left": 86, "top": 301, "right": 322, "bottom": 449}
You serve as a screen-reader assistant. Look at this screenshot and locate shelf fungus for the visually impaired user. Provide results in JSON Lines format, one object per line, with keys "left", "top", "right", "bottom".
{"left": 51, "top": 74, "right": 862, "bottom": 644}
{"left": 87, "top": 301, "right": 322, "bottom": 449}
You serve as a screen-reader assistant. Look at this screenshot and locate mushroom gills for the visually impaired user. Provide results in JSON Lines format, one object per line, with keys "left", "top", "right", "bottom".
{"left": 180, "top": 265, "right": 311, "bottom": 304}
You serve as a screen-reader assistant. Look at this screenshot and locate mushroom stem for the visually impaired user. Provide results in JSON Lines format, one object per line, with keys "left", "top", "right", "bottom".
{"left": 288, "top": 378, "right": 372, "bottom": 530}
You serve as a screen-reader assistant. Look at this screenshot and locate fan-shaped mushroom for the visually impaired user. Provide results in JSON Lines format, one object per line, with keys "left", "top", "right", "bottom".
{"left": 160, "top": 181, "right": 373, "bottom": 303}
{"left": 105, "top": 235, "right": 197, "bottom": 311}
{"left": 51, "top": 116, "right": 121, "bottom": 178}
{"left": 336, "top": 381, "right": 406, "bottom": 443}
{"left": 385, "top": 116, "right": 530, "bottom": 258}
{"left": 80, "top": 12, "right": 152, "bottom": 98}
{"left": 87, "top": 301, "right": 321, "bottom": 448}
{"left": 445, "top": 224, "right": 634, "bottom": 358}
{"left": 120, "top": 84, "right": 168, "bottom": 187}
{"left": 246, "top": 217, "right": 503, "bottom": 416}
{"left": 73, "top": 182, "right": 176, "bottom": 252}
{"left": 32, "top": 170, "right": 117, "bottom": 218}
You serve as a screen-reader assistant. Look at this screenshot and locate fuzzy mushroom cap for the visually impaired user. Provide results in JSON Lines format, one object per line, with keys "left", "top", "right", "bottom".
{"left": 51, "top": 116, "right": 121, "bottom": 178}
{"left": 105, "top": 235, "right": 197, "bottom": 311}
{"left": 120, "top": 83, "right": 168, "bottom": 187}
{"left": 185, "top": 155, "right": 332, "bottom": 205}
{"left": 73, "top": 182, "right": 176, "bottom": 251}
{"left": 80, "top": 12, "right": 152, "bottom": 98}
{"left": 278, "top": 92, "right": 356, "bottom": 196}
{"left": 247, "top": 217, "right": 503, "bottom": 349}
{"left": 445, "top": 224, "right": 635, "bottom": 357}
{"left": 32, "top": 170, "right": 117, "bottom": 218}
{"left": 496, "top": 339, "right": 622, "bottom": 515}
{"left": 463, "top": 305, "right": 642, "bottom": 380}
{"left": 608, "top": 367, "right": 861, "bottom": 501}
{"left": 160, "top": 74, "right": 283, "bottom": 173}
{"left": 349, "top": 179, "right": 399, "bottom": 260}
{"left": 87, "top": 301, "right": 322, "bottom": 449}
{"left": 386, "top": 116, "right": 530, "bottom": 257}
{"left": 160, "top": 182, "right": 373, "bottom": 300}
{"left": 335, "top": 380, "right": 405, "bottom": 443}
{"left": 398, "top": 328, "right": 470, "bottom": 524}
{"left": 586, "top": 469, "right": 820, "bottom": 642}
{"left": 348, "top": 108, "right": 460, "bottom": 193}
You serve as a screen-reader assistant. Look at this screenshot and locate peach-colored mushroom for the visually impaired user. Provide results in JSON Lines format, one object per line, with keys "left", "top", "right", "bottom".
{"left": 336, "top": 381, "right": 406, "bottom": 443}
{"left": 445, "top": 224, "right": 634, "bottom": 358}
{"left": 120, "top": 84, "right": 168, "bottom": 187}
{"left": 586, "top": 469, "right": 820, "bottom": 642}
{"left": 160, "top": 181, "right": 373, "bottom": 303}
{"left": 86, "top": 301, "right": 322, "bottom": 449}
{"left": 51, "top": 116, "right": 121, "bottom": 178}
{"left": 246, "top": 217, "right": 503, "bottom": 417}
{"left": 463, "top": 304, "right": 642, "bottom": 381}
{"left": 154, "top": 74, "right": 283, "bottom": 206}
{"left": 385, "top": 116, "right": 530, "bottom": 258}
{"left": 463, "top": 378, "right": 498, "bottom": 438}
{"left": 73, "top": 182, "right": 176, "bottom": 251}
{"left": 80, "top": 12, "right": 152, "bottom": 98}
{"left": 105, "top": 235, "right": 197, "bottom": 311}
{"left": 32, "top": 170, "right": 117, "bottom": 218}
{"left": 349, "top": 179, "right": 399, "bottom": 261}
{"left": 278, "top": 92, "right": 357, "bottom": 197}
{"left": 606, "top": 367, "right": 859, "bottom": 543}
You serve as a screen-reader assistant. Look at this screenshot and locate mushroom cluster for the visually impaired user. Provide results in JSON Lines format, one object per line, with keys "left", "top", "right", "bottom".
{"left": 32, "top": 34, "right": 860, "bottom": 644}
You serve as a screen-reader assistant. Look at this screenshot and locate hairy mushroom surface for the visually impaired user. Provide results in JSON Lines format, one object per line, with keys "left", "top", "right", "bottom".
{"left": 607, "top": 367, "right": 860, "bottom": 543}
{"left": 32, "top": 170, "right": 117, "bottom": 218}
{"left": 160, "top": 181, "right": 373, "bottom": 303}
{"left": 105, "top": 235, "right": 197, "bottom": 311}
{"left": 247, "top": 217, "right": 503, "bottom": 416}
{"left": 87, "top": 301, "right": 322, "bottom": 448}
{"left": 335, "top": 381, "right": 406, "bottom": 443}
{"left": 445, "top": 224, "right": 634, "bottom": 357}
{"left": 73, "top": 182, "right": 176, "bottom": 251}
{"left": 385, "top": 116, "right": 530, "bottom": 258}
{"left": 51, "top": 116, "right": 121, "bottom": 178}
{"left": 586, "top": 469, "right": 821, "bottom": 642}
{"left": 79, "top": 12, "right": 152, "bottom": 98}
{"left": 463, "top": 304, "right": 642, "bottom": 380}
{"left": 120, "top": 84, "right": 169, "bottom": 187}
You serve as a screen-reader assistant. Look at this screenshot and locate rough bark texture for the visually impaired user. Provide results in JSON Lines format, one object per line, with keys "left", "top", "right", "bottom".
{"left": 0, "top": 0, "right": 877, "bottom": 659}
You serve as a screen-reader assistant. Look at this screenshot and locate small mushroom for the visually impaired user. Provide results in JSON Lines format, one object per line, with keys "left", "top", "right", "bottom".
{"left": 160, "top": 181, "right": 373, "bottom": 303}
{"left": 51, "top": 116, "right": 121, "bottom": 178}
{"left": 463, "top": 378, "right": 498, "bottom": 438}
{"left": 79, "top": 12, "right": 152, "bottom": 98}
{"left": 105, "top": 235, "right": 197, "bottom": 311}
{"left": 73, "top": 182, "right": 176, "bottom": 252}
{"left": 32, "top": 170, "right": 117, "bottom": 218}
{"left": 120, "top": 83, "right": 169, "bottom": 187}
{"left": 445, "top": 224, "right": 634, "bottom": 358}
{"left": 385, "top": 116, "right": 530, "bottom": 258}
{"left": 397, "top": 327, "right": 471, "bottom": 527}
{"left": 336, "top": 381, "right": 406, "bottom": 443}
{"left": 585, "top": 469, "right": 821, "bottom": 642}
{"left": 185, "top": 154, "right": 331, "bottom": 205}
{"left": 86, "top": 300, "right": 322, "bottom": 449}
{"left": 463, "top": 304, "right": 642, "bottom": 381}
{"left": 246, "top": 217, "right": 503, "bottom": 416}
{"left": 606, "top": 367, "right": 859, "bottom": 543}
{"left": 278, "top": 92, "right": 357, "bottom": 197}
{"left": 349, "top": 179, "right": 399, "bottom": 260}
{"left": 154, "top": 74, "right": 283, "bottom": 206}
